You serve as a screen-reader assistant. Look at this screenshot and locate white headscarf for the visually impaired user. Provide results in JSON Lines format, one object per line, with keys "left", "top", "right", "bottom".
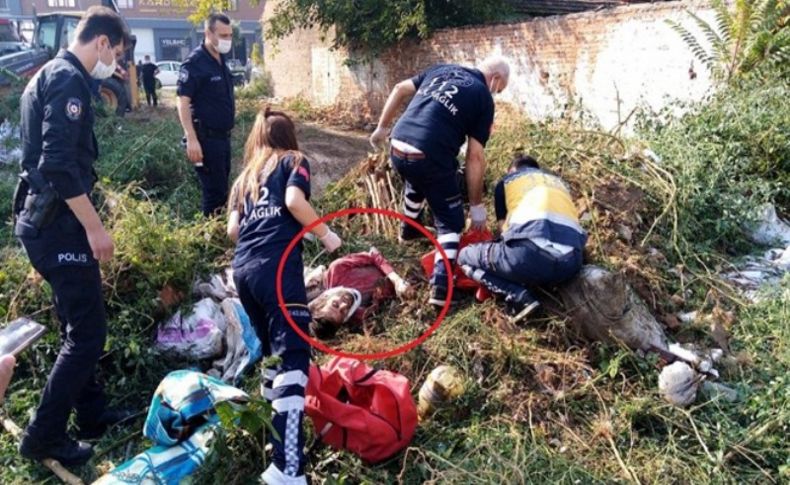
{"left": 322, "top": 286, "right": 362, "bottom": 323}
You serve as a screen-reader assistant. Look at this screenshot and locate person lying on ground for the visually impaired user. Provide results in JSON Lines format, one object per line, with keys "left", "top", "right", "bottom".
{"left": 458, "top": 155, "right": 587, "bottom": 323}
{"left": 0, "top": 354, "right": 15, "bottom": 404}
{"left": 306, "top": 247, "right": 414, "bottom": 339}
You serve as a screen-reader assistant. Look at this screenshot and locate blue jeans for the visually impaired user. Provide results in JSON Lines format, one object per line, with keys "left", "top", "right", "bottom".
{"left": 458, "top": 238, "right": 583, "bottom": 301}
{"left": 233, "top": 252, "right": 311, "bottom": 477}
{"left": 391, "top": 153, "right": 463, "bottom": 290}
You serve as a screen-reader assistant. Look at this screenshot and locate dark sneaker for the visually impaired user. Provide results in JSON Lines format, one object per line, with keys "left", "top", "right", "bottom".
{"left": 428, "top": 285, "right": 462, "bottom": 308}
{"left": 399, "top": 220, "right": 432, "bottom": 243}
{"left": 507, "top": 290, "right": 541, "bottom": 324}
{"left": 19, "top": 432, "right": 93, "bottom": 466}
{"left": 75, "top": 408, "right": 137, "bottom": 440}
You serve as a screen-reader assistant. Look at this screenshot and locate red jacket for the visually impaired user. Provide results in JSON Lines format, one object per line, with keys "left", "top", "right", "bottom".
{"left": 324, "top": 249, "right": 396, "bottom": 325}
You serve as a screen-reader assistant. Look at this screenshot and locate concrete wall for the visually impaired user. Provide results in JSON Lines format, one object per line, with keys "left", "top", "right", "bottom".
{"left": 131, "top": 26, "right": 155, "bottom": 60}
{"left": 262, "top": 0, "right": 717, "bottom": 130}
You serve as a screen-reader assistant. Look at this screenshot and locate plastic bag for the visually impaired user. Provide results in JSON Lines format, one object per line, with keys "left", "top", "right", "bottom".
{"left": 209, "top": 298, "right": 263, "bottom": 383}
{"left": 156, "top": 298, "right": 226, "bottom": 360}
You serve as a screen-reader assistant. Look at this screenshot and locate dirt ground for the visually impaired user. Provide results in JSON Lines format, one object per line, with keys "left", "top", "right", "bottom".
{"left": 151, "top": 88, "right": 372, "bottom": 195}
{"left": 296, "top": 122, "right": 372, "bottom": 195}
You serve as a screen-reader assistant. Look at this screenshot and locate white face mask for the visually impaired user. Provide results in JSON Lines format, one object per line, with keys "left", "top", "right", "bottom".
{"left": 489, "top": 76, "right": 502, "bottom": 95}
{"left": 91, "top": 42, "right": 117, "bottom": 80}
{"left": 217, "top": 38, "right": 232, "bottom": 55}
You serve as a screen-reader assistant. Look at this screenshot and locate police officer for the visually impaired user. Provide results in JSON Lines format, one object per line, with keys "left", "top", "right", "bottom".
{"left": 13, "top": 7, "right": 134, "bottom": 466}
{"left": 370, "top": 57, "right": 510, "bottom": 307}
{"left": 177, "top": 13, "right": 236, "bottom": 217}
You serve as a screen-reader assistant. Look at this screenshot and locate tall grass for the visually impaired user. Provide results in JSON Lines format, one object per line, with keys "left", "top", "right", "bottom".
{"left": 0, "top": 70, "right": 787, "bottom": 484}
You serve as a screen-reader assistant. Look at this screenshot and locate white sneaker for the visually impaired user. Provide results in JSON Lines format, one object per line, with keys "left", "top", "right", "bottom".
{"left": 260, "top": 464, "right": 307, "bottom": 485}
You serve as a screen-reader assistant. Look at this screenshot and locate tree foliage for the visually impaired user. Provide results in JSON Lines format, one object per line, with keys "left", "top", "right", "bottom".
{"left": 667, "top": 0, "right": 790, "bottom": 82}
{"left": 265, "top": 0, "right": 509, "bottom": 52}
{"left": 170, "top": 0, "right": 261, "bottom": 25}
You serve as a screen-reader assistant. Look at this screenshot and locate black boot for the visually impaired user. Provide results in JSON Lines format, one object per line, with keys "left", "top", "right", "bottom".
{"left": 399, "top": 218, "right": 433, "bottom": 243}
{"left": 19, "top": 431, "right": 93, "bottom": 466}
{"left": 506, "top": 289, "right": 540, "bottom": 324}
{"left": 75, "top": 408, "right": 137, "bottom": 440}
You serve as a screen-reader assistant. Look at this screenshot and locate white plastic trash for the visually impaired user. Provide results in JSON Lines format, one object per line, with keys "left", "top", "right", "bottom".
{"left": 747, "top": 204, "right": 790, "bottom": 246}
{"left": 659, "top": 362, "right": 703, "bottom": 407}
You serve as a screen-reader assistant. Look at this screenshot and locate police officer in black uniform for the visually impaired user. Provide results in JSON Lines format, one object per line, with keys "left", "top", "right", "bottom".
{"left": 13, "top": 7, "right": 134, "bottom": 466}
{"left": 177, "top": 13, "right": 235, "bottom": 217}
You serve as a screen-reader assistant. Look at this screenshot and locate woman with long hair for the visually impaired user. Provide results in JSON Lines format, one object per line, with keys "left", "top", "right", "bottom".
{"left": 228, "top": 107, "right": 342, "bottom": 484}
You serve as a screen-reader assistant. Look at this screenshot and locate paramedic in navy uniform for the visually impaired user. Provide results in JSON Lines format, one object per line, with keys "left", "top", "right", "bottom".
{"left": 13, "top": 7, "right": 134, "bottom": 467}
{"left": 228, "top": 107, "right": 343, "bottom": 485}
{"left": 177, "top": 13, "right": 236, "bottom": 216}
{"left": 370, "top": 57, "right": 510, "bottom": 307}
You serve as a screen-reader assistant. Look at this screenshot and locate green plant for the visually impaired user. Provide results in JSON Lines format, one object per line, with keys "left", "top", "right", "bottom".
{"left": 265, "top": 0, "right": 509, "bottom": 53}
{"left": 237, "top": 74, "right": 273, "bottom": 100}
{"left": 637, "top": 72, "right": 790, "bottom": 254}
{"left": 250, "top": 42, "right": 263, "bottom": 67}
{"left": 667, "top": 0, "right": 790, "bottom": 82}
{"left": 0, "top": 83, "right": 24, "bottom": 124}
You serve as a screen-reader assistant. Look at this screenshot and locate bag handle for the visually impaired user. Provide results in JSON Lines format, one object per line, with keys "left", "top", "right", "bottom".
{"left": 354, "top": 367, "right": 379, "bottom": 385}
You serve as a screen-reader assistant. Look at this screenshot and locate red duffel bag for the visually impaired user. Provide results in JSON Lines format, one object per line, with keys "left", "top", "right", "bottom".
{"left": 304, "top": 357, "right": 417, "bottom": 464}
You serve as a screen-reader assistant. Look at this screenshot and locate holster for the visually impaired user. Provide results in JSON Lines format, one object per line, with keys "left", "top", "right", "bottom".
{"left": 14, "top": 169, "right": 62, "bottom": 232}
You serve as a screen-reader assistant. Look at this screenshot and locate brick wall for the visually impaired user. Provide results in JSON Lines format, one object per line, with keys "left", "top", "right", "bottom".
{"left": 262, "top": 0, "right": 716, "bottom": 129}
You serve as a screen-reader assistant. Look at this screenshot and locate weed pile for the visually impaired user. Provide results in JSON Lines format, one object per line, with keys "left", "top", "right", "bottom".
{"left": 0, "top": 74, "right": 787, "bottom": 484}
{"left": 283, "top": 95, "right": 377, "bottom": 130}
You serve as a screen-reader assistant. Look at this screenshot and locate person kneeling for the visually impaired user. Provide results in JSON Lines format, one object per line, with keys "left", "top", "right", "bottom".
{"left": 306, "top": 247, "right": 413, "bottom": 339}
{"left": 458, "top": 155, "right": 587, "bottom": 323}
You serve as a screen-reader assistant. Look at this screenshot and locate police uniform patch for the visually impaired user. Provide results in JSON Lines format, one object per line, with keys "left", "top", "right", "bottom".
{"left": 65, "top": 97, "right": 82, "bottom": 121}
{"left": 179, "top": 67, "right": 189, "bottom": 83}
{"left": 297, "top": 165, "right": 310, "bottom": 181}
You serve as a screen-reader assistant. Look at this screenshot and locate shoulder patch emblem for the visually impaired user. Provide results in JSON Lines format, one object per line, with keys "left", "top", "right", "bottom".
{"left": 65, "top": 97, "right": 83, "bottom": 122}
{"left": 297, "top": 165, "right": 310, "bottom": 181}
{"left": 179, "top": 67, "right": 189, "bottom": 83}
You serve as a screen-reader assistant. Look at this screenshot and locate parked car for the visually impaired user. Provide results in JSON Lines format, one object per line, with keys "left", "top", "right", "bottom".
{"left": 226, "top": 59, "right": 248, "bottom": 86}
{"left": 155, "top": 60, "right": 181, "bottom": 88}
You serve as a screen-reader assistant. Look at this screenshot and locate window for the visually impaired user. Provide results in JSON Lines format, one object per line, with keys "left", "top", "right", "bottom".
{"left": 60, "top": 17, "right": 79, "bottom": 48}
{"left": 0, "top": 0, "right": 8, "bottom": 10}
{"left": 36, "top": 18, "right": 58, "bottom": 53}
{"left": 117, "top": 0, "right": 134, "bottom": 8}
{"left": 0, "top": 23, "right": 18, "bottom": 42}
{"left": 226, "top": 0, "right": 238, "bottom": 11}
{"left": 47, "top": 0, "right": 76, "bottom": 7}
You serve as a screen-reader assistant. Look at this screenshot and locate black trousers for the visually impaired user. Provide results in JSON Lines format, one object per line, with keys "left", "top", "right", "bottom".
{"left": 233, "top": 252, "right": 311, "bottom": 477}
{"left": 391, "top": 152, "right": 464, "bottom": 290}
{"left": 17, "top": 212, "right": 108, "bottom": 443}
{"left": 143, "top": 83, "right": 157, "bottom": 106}
{"left": 195, "top": 135, "right": 231, "bottom": 217}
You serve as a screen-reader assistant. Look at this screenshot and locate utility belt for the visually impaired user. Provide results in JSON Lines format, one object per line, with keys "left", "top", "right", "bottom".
{"left": 12, "top": 168, "right": 64, "bottom": 233}
{"left": 194, "top": 119, "right": 231, "bottom": 140}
